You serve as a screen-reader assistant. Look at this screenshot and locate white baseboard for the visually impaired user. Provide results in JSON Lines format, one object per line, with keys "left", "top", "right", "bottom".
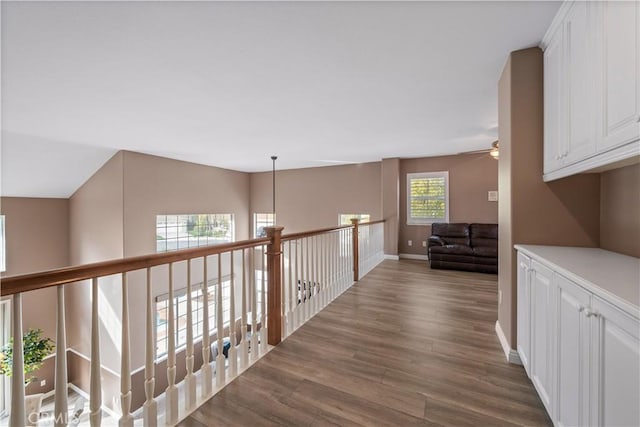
{"left": 399, "top": 253, "right": 429, "bottom": 261}
{"left": 384, "top": 254, "right": 400, "bottom": 260}
{"left": 495, "top": 321, "right": 522, "bottom": 365}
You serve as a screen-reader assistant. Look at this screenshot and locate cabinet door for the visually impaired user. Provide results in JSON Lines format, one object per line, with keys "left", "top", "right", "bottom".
{"left": 590, "top": 297, "right": 640, "bottom": 427}
{"left": 596, "top": 0, "right": 640, "bottom": 151}
{"left": 517, "top": 252, "right": 532, "bottom": 376}
{"left": 564, "top": 1, "right": 596, "bottom": 165}
{"left": 554, "top": 275, "right": 591, "bottom": 427}
{"left": 544, "top": 25, "right": 565, "bottom": 175}
{"left": 530, "top": 260, "right": 555, "bottom": 416}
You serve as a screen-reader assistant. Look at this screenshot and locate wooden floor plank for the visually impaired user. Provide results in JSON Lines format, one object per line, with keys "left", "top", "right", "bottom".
{"left": 181, "top": 260, "right": 551, "bottom": 426}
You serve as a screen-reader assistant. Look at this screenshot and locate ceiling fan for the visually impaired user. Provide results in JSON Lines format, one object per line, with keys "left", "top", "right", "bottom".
{"left": 458, "top": 140, "right": 499, "bottom": 159}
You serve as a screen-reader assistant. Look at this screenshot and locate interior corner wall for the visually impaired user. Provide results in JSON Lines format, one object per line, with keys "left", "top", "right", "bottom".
{"left": 120, "top": 151, "right": 251, "bottom": 372}
{"left": 249, "top": 162, "right": 382, "bottom": 235}
{"left": 67, "top": 151, "right": 124, "bottom": 373}
{"left": 498, "top": 47, "right": 601, "bottom": 350}
{"left": 600, "top": 163, "right": 640, "bottom": 258}
{"left": 381, "top": 158, "right": 400, "bottom": 256}
{"left": 0, "top": 196, "right": 70, "bottom": 396}
{"left": 399, "top": 154, "right": 498, "bottom": 256}
{"left": 121, "top": 151, "right": 251, "bottom": 258}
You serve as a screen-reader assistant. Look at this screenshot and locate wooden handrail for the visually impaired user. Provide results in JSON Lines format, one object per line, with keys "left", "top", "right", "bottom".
{"left": 281, "top": 224, "right": 352, "bottom": 242}
{"left": 358, "top": 219, "right": 385, "bottom": 227}
{"left": 280, "top": 220, "right": 384, "bottom": 242}
{"left": 0, "top": 220, "right": 385, "bottom": 297}
{"left": 0, "top": 237, "right": 270, "bottom": 296}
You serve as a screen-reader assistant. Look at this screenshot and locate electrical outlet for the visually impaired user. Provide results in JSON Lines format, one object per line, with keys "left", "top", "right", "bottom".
{"left": 422, "top": 241, "right": 427, "bottom": 247}
{"left": 40, "top": 379, "right": 46, "bottom": 387}
{"left": 498, "top": 290, "right": 502, "bottom": 305}
{"left": 408, "top": 240, "right": 413, "bottom": 246}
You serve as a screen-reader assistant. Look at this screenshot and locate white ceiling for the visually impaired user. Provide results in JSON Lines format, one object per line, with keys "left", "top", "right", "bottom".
{"left": 1, "top": 1, "right": 560, "bottom": 198}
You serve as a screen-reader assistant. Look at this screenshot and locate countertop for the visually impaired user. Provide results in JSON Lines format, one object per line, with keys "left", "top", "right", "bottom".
{"left": 515, "top": 245, "right": 640, "bottom": 317}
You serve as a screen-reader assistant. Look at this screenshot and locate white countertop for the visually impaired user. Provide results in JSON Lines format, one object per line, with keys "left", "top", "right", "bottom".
{"left": 515, "top": 245, "right": 640, "bottom": 317}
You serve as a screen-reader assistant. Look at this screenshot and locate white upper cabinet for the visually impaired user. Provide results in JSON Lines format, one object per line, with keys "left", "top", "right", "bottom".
{"left": 564, "top": 1, "right": 596, "bottom": 165}
{"left": 596, "top": 0, "right": 640, "bottom": 151}
{"left": 542, "top": 0, "right": 640, "bottom": 182}
{"left": 544, "top": 25, "right": 566, "bottom": 174}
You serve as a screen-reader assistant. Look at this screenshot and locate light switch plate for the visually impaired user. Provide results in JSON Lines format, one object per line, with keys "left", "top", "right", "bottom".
{"left": 488, "top": 190, "right": 498, "bottom": 202}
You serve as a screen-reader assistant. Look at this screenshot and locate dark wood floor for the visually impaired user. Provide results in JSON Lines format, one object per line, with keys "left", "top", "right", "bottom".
{"left": 179, "top": 260, "right": 551, "bottom": 427}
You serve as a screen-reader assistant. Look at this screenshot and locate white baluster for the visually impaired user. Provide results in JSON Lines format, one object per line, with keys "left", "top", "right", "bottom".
{"left": 288, "top": 240, "right": 294, "bottom": 334}
{"left": 315, "top": 235, "right": 320, "bottom": 314}
{"left": 260, "top": 244, "right": 267, "bottom": 354}
{"left": 281, "top": 242, "right": 286, "bottom": 338}
{"left": 304, "top": 237, "right": 310, "bottom": 322}
{"left": 321, "top": 233, "right": 327, "bottom": 308}
{"left": 54, "top": 286, "right": 68, "bottom": 427}
{"left": 228, "top": 251, "right": 238, "bottom": 377}
{"left": 201, "top": 257, "right": 212, "bottom": 397}
{"left": 239, "top": 249, "right": 249, "bottom": 370}
{"left": 165, "top": 264, "right": 178, "bottom": 425}
{"left": 310, "top": 235, "right": 316, "bottom": 316}
{"left": 215, "top": 255, "right": 225, "bottom": 387}
{"left": 10, "top": 294, "right": 25, "bottom": 427}
{"left": 293, "top": 240, "right": 300, "bottom": 329}
{"left": 143, "top": 269, "right": 157, "bottom": 426}
{"left": 119, "top": 273, "right": 133, "bottom": 427}
{"left": 250, "top": 248, "right": 258, "bottom": 362}
{"left": 185, "top": 260, "right": 196, "bottom": 409}
{"left": 90, "top": 278, "right": 102, "bottom": 427}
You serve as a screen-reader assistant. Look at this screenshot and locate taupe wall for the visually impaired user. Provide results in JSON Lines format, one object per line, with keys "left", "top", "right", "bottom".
{"left": 399, "top": 154, "right": 498, "bottom": 255}
{"left": 122, "top": 151, "right": 250, "bottom": 257}
{"left": 68, "top": 151, "right": 125, "bottom": 374}
{"left": 249, "top": 162, "right": 382, "bottom": 234}
{"left": 0, "top": 197, "right": 70, "bottom": 396}
{"left": 600, "top": 163, "right": 640, "bottom": 258}
{"left": 381, "top": 158, "right": 400, "bottom": 256}
{"left": 497, "top": 48, "right": 601, "bottom": 349}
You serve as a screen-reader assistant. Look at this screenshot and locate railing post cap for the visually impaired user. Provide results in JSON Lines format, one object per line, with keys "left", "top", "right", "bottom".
{"left": 350, "top": 218, "right": 360, "bottom": 225}
{"left": 264, "top": 226, "right": 285, "bottom": 236}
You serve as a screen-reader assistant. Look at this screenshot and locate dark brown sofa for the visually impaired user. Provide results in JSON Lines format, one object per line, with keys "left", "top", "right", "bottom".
{"left": 427, "top": 223, "right": 498, "bottom": 274}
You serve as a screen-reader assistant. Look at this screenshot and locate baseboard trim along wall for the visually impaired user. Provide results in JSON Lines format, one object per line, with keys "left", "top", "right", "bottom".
{"left": 495, "top": 320, "right": 522, "bottom": 365}
{"left": 384, "top": 254, "right": 400, "bottom": 260}
{"left": 399, "top": 253, "right": 429, "bottom": 261}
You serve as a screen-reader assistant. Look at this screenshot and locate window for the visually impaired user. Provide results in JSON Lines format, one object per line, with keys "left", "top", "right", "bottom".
{"left": 0, "top": 215, "right": 5, "bottom": 272}
{"left": 254, "top": 213, "right": 276, "bottom": 238}
{"left": 338, "top": 214, "right": 370, "bottom": 225}
{"left": 155, "top": 277, "right": 231, "bottom": 359}
{"left": 156, "top": 214, "right": 234, "bottom": 252}
{"left": 407, "top": 172, "right": 449, "bottom": 225}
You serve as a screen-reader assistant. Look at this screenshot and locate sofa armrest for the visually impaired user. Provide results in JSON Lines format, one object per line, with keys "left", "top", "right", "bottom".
{"left": 427, "top": 236, "right": 446, "bottom": 248}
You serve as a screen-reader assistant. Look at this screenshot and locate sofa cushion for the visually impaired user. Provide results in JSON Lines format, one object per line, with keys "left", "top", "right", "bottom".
{"left": 431, "top": 223, "right": 470, "bottom": 246}
{"left": 473, "top": 246, "right": 498, "bottom": 257}
{"left": 429, "top": 244, "right": 474, "bottom": 256}
{"left": 470, "top": 223, "right": 498, "bottom": 239}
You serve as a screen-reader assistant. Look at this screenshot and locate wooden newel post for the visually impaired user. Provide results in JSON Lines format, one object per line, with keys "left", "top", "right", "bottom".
{"left": 351, "top": 218, "right": 360, "bottom": 282}
{"left": 265, "top": 226, "right": 284, "bottom": 346}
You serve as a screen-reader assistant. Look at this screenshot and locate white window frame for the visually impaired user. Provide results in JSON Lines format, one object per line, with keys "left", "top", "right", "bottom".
{"left": 155, "top": 275, "right": 232, "bottom": 361}
{"left": 406, "top": 171, "right": 450, "bottom": 225}
{"left": 253, "top": 213, "right": 276, "bottom": 238}
{"left": 156, "top": 214, "right": 235, "bottom": 253}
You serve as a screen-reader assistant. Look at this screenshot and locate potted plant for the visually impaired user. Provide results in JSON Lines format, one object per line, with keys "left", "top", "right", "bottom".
{"left": 0, "top": 328, "right": 55, "bottom": 425}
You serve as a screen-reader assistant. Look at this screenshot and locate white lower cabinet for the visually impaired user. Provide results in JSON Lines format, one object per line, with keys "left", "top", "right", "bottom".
{"left": 530, "top": 260, "right": 555, "bottom": 416}
{"left": 591, "top": 296, "right": 640, "bottom": 427}
{"left": 517, "top": 252, "right": 531, "bottom": 375}
{"left": 554, "top": 275, "right": 591, "bottom": 427}
{"left": 516, "top": 247, "right": 640, "bottom": 427}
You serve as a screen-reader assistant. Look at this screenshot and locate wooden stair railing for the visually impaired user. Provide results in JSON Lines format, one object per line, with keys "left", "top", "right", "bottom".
{"left": 1, "top": 220, "right": 384, "bottom": 426}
